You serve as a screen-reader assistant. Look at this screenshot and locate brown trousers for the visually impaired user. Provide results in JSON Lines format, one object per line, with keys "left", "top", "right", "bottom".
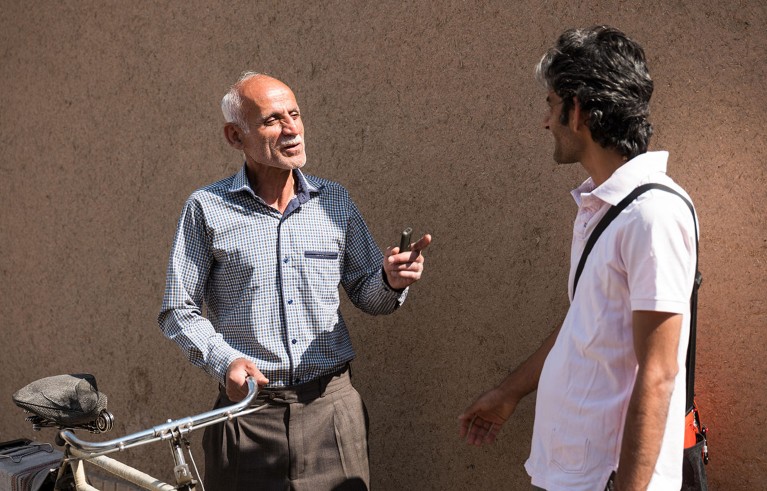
{"left": 202, "top": 367, "right": 369, "bottom": 491}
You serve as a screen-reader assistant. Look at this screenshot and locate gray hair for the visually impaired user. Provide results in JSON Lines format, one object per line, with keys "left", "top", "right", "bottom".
{"left": 221, "top": 71, "right": 265, "bottom": 133}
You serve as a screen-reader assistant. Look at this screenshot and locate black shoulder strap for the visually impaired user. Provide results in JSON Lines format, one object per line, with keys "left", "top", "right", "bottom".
{"left": 572, "top": 183, "right": 701, "bottom": 411}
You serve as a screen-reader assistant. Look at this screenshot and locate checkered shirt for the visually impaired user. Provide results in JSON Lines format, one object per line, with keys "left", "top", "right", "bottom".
{"left": 159, "top": 165, "right": 407, "bottom": 387}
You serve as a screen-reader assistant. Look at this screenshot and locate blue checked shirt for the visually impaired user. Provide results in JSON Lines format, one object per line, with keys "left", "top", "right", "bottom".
{"left": 159, "top": 165, "right": 407, "bottom": 387}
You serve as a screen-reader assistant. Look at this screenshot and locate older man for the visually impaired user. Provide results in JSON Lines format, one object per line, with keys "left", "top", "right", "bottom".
{"left": 159, "top": 72, "right": 431, "bottom": 490}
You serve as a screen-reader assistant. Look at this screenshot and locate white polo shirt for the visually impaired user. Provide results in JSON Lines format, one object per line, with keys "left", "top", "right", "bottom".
{"left": 525, "top": 151, "right": 698, "bottom": 490}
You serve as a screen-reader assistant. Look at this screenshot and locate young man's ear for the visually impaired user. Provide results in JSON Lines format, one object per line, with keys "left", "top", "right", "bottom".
{"left": 569, "top": 96, "right": 589, "bottom": 132}
{"left": 224, "top": 123, "right": 244, "bottom": 150}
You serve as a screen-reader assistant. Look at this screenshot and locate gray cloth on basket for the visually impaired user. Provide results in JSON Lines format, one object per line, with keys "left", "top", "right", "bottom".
{"left": 12, "top": 374, "right": 107, "bottom": 426}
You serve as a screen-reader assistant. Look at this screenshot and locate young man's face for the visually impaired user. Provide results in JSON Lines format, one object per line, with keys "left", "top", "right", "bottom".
{"left": 544, "top": 91, "right": 583, "bottom": 164}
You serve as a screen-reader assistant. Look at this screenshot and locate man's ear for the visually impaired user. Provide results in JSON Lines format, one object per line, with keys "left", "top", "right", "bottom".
{"left": 570, "top": 96, "right": 589, "bottom": 132}
{"left": 224, "top": 123, "right": 244, "bottom": 149}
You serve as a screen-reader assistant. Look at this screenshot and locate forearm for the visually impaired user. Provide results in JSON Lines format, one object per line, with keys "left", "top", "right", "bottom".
{"left": 340, "top": 197, "right": 409, "bottom": 314}
{"left": 344, "top": 266, "right": 408, "bottom": 314}
{"left": 459, "top": 323, "right": 562, "bottom": 445}
{"left": 615, "top": 370, "right": 675, "bottom": 490}
{"left": 159, "top": 307, "right": 244, "bottom": 384}
{"left": 498, "top": 324, "right": 561, "bottom": 402}
{"left": 616, "top": 310, "right": 682, "bottom": 490}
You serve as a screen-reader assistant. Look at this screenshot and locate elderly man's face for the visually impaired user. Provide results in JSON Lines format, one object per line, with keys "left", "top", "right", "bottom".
{"left": 238, "top": 77, "right": 306, "bottom": 171}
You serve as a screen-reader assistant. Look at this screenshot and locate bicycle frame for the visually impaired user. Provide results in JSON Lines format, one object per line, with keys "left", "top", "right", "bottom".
{"left": 55, "top": 378, "right": 264, "bottom": 491}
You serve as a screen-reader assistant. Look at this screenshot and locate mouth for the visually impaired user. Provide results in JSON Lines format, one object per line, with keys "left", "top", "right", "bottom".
{"left": 280, "top": 139, "right": 303, "bottom": 155}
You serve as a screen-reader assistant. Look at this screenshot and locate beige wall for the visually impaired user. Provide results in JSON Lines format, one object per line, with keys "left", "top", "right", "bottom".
{"left": 1, "top": 1, "right": 765, "bottom": 489}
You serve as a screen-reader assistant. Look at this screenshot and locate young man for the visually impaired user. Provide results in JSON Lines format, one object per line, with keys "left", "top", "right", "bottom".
{"left": 159, "top": 72, "right": 431, "bottom": 490}
{"left": 459, "top": 26, "right": 697, "bottom": 490}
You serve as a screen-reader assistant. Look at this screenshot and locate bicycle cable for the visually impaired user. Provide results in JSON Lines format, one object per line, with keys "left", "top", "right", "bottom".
{"left": 185, "top": 437, "right": 205, "bottom": 491}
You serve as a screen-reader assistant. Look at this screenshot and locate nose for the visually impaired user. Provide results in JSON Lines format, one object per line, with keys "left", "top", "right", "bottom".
{"left": 281, "top": 117, "right": 300, "bottom": 135}
{"left": 543, "top": 113, "right": 551, "bottom": 131}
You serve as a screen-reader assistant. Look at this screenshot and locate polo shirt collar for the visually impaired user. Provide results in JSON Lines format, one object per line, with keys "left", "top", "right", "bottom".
{"left": 571, "top": 151, "right": 669, "bottom": 207}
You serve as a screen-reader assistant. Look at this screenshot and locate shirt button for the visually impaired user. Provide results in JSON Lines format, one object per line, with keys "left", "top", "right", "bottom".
{"left": 292, "top": 339, "right": 297, "bottom": 344}
{"left": 287, "top": 299, "right": 293, "bottom": 305}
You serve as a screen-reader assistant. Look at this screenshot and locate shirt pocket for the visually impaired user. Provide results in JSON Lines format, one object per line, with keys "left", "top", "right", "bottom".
{"left": 302, "top": 250, "right": 342, "bottom": 306}
{"left": 304, "top": 251, "right": 340, "bottom": 260}
{"left": 550, "top": 427, "right": 591, "bottom": 474}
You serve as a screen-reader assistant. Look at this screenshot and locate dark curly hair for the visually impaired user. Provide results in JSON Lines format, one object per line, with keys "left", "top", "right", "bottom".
{"left": 536, "top": 26, "right": 654, "bottom": 160}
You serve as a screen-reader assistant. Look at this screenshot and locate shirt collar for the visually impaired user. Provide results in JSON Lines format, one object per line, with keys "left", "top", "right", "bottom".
{"left": 229, "top": 163, "right": 320, "bottom": 203}
{"left": 293, "top": 167, "right": 320, "bottom": 204}
{"left": 570, "top": 151, "right": 669, "bottom": 207}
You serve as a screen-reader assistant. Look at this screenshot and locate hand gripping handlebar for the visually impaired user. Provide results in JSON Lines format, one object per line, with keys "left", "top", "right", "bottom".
{"left": 59, "top": 377, "right": 262, "bottom": 458}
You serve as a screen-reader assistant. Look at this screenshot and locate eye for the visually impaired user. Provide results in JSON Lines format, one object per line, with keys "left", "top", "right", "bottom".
{"left": 263, "top": 117, "right": 278, "bottom": 126}
{"left": 290, "top": 111, "right": 300, "bottom": 119}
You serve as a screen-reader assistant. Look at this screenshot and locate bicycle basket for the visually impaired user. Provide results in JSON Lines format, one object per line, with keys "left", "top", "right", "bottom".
{"left": 12, "top": 374, "right": 108, "bottom": 426}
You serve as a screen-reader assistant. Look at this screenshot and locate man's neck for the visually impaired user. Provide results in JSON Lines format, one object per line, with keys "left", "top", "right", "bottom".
{"left": 579, "top": 144, "right": 629, "bottom": 187}
{"left": 245, "top": 162, "right": 297, "bottom": 213}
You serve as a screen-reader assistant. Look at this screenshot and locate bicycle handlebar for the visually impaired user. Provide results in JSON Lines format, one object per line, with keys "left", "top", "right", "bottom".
{"left": 59, "top": 377, "right": 263, "bottom": 457}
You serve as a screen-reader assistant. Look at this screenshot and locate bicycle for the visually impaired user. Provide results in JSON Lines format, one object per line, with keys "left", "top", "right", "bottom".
{"left": 7, "top": 373, "right": 263, "bottom": 490}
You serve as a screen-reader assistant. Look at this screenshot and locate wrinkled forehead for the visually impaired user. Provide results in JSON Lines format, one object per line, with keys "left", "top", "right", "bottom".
{"left": 239, "top": 77, "right": 298, "bottom": 116}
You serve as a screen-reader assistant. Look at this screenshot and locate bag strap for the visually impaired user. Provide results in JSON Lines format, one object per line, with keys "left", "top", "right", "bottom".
{"left": 572, "top": 183, "right": 700, "bottom": 411}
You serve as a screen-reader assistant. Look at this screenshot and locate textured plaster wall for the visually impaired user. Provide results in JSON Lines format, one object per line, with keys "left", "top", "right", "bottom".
{"left": 1, "top": 1, "right": 765, "bottom": 489}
